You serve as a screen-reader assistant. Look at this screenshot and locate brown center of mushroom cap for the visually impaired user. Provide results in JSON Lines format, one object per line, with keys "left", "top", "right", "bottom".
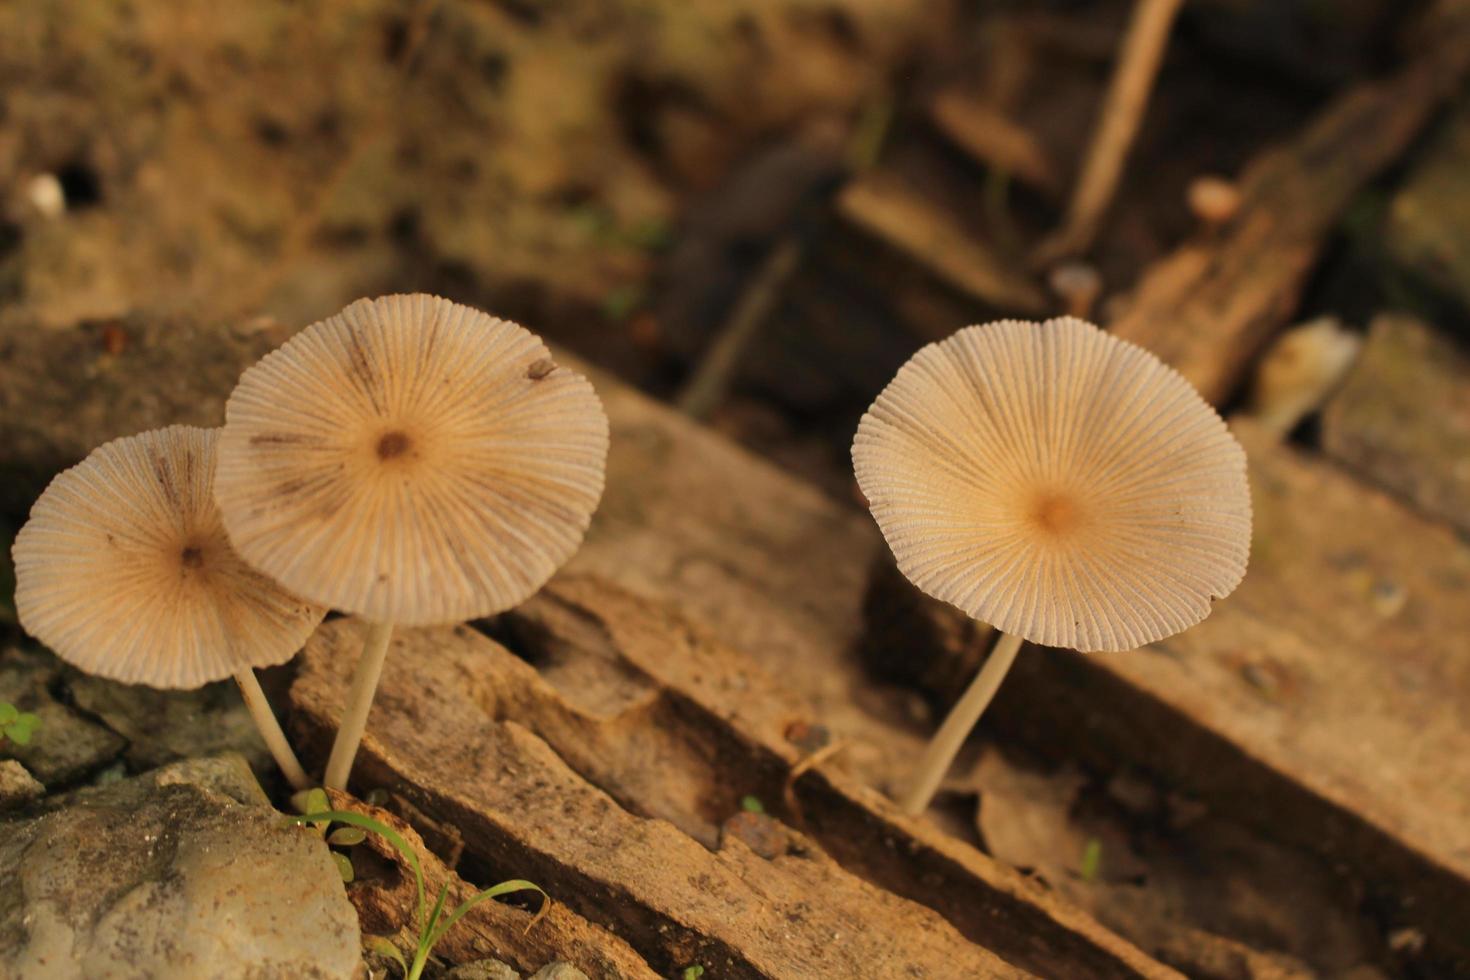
{"left": 375, "top": 430, "right": 413, "bottom": 461}
{"left": 180, "top": 545, "right": 205, "bottom": 569}
{"left": 1027, "top": 490, "right": 1089, "bottom": 538}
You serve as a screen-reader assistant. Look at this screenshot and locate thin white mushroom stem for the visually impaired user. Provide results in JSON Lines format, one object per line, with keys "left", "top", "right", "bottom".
{"left": 899, "top": 630, "right": 1025, "bottom": 816}
{"left": 234, "top": 669, "right": 311, "bottom": 791}
{"left": 324, "top": 620, "right": 395, "bottom": 791}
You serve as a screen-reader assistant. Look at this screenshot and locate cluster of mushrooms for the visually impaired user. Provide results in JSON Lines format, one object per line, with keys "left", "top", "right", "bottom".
{"left": 13, "top": 296, "right": 1250, "bottom": 817}
{"left": 13, "top": 294, "right": 610, "bottom": 792}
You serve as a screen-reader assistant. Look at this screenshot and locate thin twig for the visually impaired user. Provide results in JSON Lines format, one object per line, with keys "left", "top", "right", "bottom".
{"left": 1032, "top": 0, "right": 1185, "bottom": 266}
{"left": 674, "top": 237, "right": 805, "bottom": 420}
{"left": 781, "top": 738, "right": 849, "bottom": 829}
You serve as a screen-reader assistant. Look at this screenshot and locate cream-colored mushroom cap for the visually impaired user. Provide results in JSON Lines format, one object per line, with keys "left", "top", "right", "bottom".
{"left": 853, "top": 317, "right": 1251, "bottom": 652}
{"left": 215, "top": 293, "right": 610, "bottom": 626}
{"left": 12, "top": 427, "right": 327, "bottom": 688}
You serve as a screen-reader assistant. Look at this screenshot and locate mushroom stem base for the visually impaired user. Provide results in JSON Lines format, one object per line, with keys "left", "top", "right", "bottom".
{"left": 323, "top": 620, "right": 395, "bottom": 791}
{"left": 899, "top": 630, "right": 1024, "bottom": 816}
{"left": 234, "top": 669, "right": 311, "bottom": 791}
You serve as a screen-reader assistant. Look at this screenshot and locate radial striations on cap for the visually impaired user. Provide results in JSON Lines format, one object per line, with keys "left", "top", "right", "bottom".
{"left": 853, "top": 317, "right": 1251, "bottom": 652}
{"left": 215, "top": 294, "right": 610, "bottom": 626}
{"left": 12, "top": 427, "right": 327, "bottom": 688}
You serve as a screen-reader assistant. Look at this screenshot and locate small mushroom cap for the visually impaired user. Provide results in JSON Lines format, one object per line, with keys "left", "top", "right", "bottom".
{"left": 12, "top": 426, "right": 327, "bottom": 688}
{"left": 216, "top": 294, "right": 610, "bottom": 626}
{"left": 1187, "top": 175, "right": 1242, "bottom": 226}
{"left": 1246, "top": 315, "right": 1362, "bottom": 439}
{"left": 854, "top": 317, "right": 1251, "bottom": 652}
{"left": 1047, "top": 261, "right": 1102, "bottom": 318}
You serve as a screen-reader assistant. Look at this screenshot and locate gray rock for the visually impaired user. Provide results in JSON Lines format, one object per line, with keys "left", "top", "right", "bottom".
{"left": 528, "top": 965, "right": 591, "bottom": 980}
{"left": 444, "top": 959, "right": 521, "bottom": 980}
{"left": 0, "top": 758, "right": 43, "bottom": 811}
{"left": 0, "top": 646, "right": 126, "bottom": 788}
{"left": 66, "top": 669, "right": 275, "bottom": 781}
{"left": 138, "top": 752, "right": 269, "bottom": 805}
{"left": 0, "top": 753, "right": 361, "bottom": 979}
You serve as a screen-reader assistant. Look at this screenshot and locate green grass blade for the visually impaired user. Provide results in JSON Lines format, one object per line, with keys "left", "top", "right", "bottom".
{"left": 366, "top": 936, "right": 408, "bottom": 977}
{"left": 427, "top": 879, "right": 547, "bottom": 948}
{"left": 423, "top": 879, "right": 451, "bottom": 944}
{"left": 1080, "top": 838, "right": 1103, "bottom": 882}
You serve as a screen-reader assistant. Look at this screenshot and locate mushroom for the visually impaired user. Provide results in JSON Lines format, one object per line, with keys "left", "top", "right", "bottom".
{"left": 12, "top": 426, "right": 326, "bottom": 789}
{"left": 1186, "top": 174, "right": 1242, "bottom": 230}
{"left": 1242, "top": 315, "right": 1361, "bottom": 440}
{"left": 215, "top": 293, "right": 609, "bottom": 791}
{"left": 1047, "top": 261, "right": 1102, "bottom": 319}
{"left": 25, "top": 173, "right": 65, "bottom": 219}
{"left": 854, "top": 317, "right": 1251, "bottom": 815}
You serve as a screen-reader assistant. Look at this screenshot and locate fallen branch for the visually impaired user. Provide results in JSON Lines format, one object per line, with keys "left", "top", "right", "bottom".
{"left": 1109, "top": 0, "right": 1470, "bottom": 404}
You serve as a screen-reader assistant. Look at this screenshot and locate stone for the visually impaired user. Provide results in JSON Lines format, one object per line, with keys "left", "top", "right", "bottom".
{"left": 445, "top": 960, "right": 521, "bottom": 980}
{"left": 66, "top": 670, "right": 275, "bottom": 782}
{"left": 0, "top": 314, "right": 297, "bottom": 518}
{"left": 1321, "top": 314, "right": 1470, "bottom": 535}
{"left": 0, "top": 754, "right": 361, "bottom": 979}
{"left": 0, "top": 646, "right": 127, "bottom": 788}
{"left": 719, "top": 810, "right": 788, "bottom": 861}
{"left": 0, "top": 758, "right": 43, "bottom": 811}
{"left": 529, "top": 965, "right": 590, "bottom": 980}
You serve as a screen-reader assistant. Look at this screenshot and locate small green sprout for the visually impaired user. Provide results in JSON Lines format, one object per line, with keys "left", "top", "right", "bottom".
{"left": 291, "top": 788, "right": 334, "bottom": 836}
{"left": 368, "top": 935, "right": 409, "bottom": 977}
{"left": 567, "top": 204, "right": 671, "bottom": 252}
{"left": 290, "top": 789, "right": 360, "bottom": 883}
{"left": 1080, "top": 838, "right": 1103, "bottom": 882}
{"left": 624, "top": 217, "right": 671, "bottom": 252}
{"left": 739, "top": 795, "right": 764, "bottom": 814}
{"left": 600, "top": 283, "right": 645, "bottom": 322}
{"left": 287, "top": 805, "right": 547, "bottom": 980}
{"left": 0, "top": 702, "right": 40, "bottom": 746}
{"left": 682, "top": 967, "right": 706, "bottom": 980}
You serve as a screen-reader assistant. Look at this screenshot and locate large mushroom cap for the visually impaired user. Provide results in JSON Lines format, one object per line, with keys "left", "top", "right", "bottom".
{"left": 854, "top": 317, "right": 1251, "bottom": 652}
{"left": 13, "top": 426, "right": 327, "bottom": 688}
{"left": 216, "top": 293, "right": 609, "bottom": 626}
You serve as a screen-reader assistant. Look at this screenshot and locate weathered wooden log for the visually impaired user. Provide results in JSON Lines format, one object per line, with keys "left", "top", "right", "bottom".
{"left": 0, "top": 313, "right": 294, "bottom": 515}
{"left": 517, "top": 577, "right": 1174, "bottom": 979}
{"left": 566, "top": 363, "right": 1470, "bottom": 972}
{"left": 1321, "top": 314, "right": 1470, "bottom": 536}
{"left": 324, "top": 790, "right": 662, "bottom": 979}
{"left": 9, "top": 312, "right": 1469, "bottom": 970}
{"left": 290, "top": 617, "right": 1042, "bottom": 980}
{"left": 906, "top": 423, "right": 1470, "bottom": 971}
